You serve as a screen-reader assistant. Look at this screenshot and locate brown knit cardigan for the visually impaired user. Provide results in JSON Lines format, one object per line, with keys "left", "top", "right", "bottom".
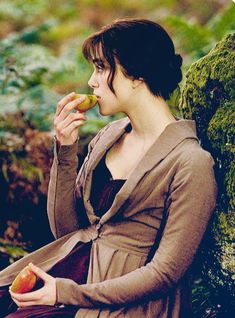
{"left": 0, "top": 117, "right": 217, "bottom": 317}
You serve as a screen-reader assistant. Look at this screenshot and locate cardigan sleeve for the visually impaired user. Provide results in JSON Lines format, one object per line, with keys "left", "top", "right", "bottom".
{"left": 55, "top": 149, "right": 217, "bottom": 307}
{"left": 47, "top": 138, "right": 83, "bottom": 239}
{"left": 47, "top": 125, "right": 109, "bottom": 239}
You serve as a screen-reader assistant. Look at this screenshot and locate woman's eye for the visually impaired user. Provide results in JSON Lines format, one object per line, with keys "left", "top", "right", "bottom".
{"left": 94, "top": 64, "right": 104, "bottom": 73}
{"left": 96, "top": 65, "right": 104, "bottom": 72}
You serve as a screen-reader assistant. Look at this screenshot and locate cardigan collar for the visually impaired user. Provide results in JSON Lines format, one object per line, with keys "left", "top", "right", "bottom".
{"left": 83, "top": 117, "right": 199, "bottom": 225}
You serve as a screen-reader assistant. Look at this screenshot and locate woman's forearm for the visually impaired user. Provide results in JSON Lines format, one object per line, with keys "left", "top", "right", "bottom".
{"left": 47, "top": 124, "right": 109, "bottom": 239}
{"left": 47, "top": 138, "right": 81, "bottom": 239}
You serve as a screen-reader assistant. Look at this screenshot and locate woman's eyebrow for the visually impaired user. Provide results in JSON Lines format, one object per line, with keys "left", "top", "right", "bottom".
{"left": 92, "top": 58, "right": 105, "bottom": 66}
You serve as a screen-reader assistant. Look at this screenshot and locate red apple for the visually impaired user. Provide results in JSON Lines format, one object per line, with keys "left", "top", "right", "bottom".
{"left": 10, "top": 266, "right": 37, "bottom": 293}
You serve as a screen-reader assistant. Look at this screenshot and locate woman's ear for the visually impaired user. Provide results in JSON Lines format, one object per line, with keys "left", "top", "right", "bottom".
{"left": 132, "top": 77, "right": 144, "bottom": 89}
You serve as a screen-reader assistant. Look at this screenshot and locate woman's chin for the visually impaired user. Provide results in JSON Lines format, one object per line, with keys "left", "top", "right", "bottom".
{"left": 98, "top": 103, "right": 120, "bottom": 116}
{"left": 98, "top": 107, "right": 111, "bottom": 116}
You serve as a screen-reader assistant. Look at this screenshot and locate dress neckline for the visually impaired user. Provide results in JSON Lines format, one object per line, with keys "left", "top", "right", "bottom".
{"left": 102, "top": 154, "right": 127, "bottom": 182}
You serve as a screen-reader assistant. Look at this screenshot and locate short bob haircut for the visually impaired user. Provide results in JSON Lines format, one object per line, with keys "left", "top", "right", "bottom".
{"left": 82, "top": 18, "right": 182, "bottom": 100}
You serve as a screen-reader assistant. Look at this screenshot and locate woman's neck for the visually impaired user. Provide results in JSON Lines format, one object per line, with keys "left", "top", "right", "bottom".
{"left": 125, "top": 93, "right": 177, "bottom": 144}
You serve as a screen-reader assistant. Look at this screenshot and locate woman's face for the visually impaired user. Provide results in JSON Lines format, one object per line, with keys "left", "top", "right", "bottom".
{"left": 88, "top": 57, "right": 134, "bottom": 116}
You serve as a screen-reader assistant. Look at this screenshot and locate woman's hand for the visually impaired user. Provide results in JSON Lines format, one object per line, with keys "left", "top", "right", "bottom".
{"left": 9, "top": 263, "right": 57, "bottom": 308}
{"left": 54, "top": 92, "right": 87, "bottom": 146}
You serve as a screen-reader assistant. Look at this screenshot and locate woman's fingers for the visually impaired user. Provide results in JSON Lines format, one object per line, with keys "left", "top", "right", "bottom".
{"left": 56, "top": 96, "right": 86, "bottom": 122}
{"left": 55, "top": 112, "right": 86, "bottom": 132}
{"left": 10, "top": 297, "right": 21, "bottom": 307}
{"left": 58, "top": 119, "right": 86, "bottom": 138}
{"left": 55, "top": 116, "right": 86, "bottom": 142}
{"left": 9, "top": 283, "right": 56, "bottom": 307}
{"left": 28, "top": 263, "right": 50, "bottom": 283}
{"left": 9, "top": 264, "right": 57, "bottom": 307}
{"left": 9, "top": 289, "right": 42, "bottom": 302}
{"left": 12, "top": 299, "right": 40, "bottom": 308}
{"left": 54, "top": 92, "right": 88, "bottom": 145}
{"left": 55, "top": 92, "right": 76, "bottom": 116}
{"left": 10, "top": 293, "right": 44, "bottom": 308}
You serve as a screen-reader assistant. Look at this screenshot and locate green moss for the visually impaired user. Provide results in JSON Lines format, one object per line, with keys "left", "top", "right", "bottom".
{"left": 207, "top": 101, "right": 235, "bottom": 210}
{"left": 208, "top": 102, "right": 235, "bottom": 157}
{"left": 202, "top": 210, "right": 235, "bottom": 301}
{"left": 225, "top": 162, "right": 235, "bottom": 209}
{"left": 213, "top": 211, "right": 235, "bottom": 244}
{"left": 180, "top": 33, "right": 235, "bottom": 145}
{"left": 180, "top": 33, "right": 235, "bottom": 309}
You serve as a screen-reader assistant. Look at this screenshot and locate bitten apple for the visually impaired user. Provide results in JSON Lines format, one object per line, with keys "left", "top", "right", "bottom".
{"left": 10, "top": 266, "right": 37, "bottom": 293}
{"left": 73, "top": 94, "right": 97, "bottom": 112}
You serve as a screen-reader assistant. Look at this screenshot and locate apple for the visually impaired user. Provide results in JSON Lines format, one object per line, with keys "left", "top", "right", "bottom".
{"left": 74, "top": 94, "right": 97, "bottom": 112}
{"left": 10, "top": 266, "right": 37, "bottom": 293}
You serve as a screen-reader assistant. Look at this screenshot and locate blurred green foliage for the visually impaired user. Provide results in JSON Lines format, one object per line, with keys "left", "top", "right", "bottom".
{"left": 0, "top": 238, "right": 28, "bottom": 267}
{"left": 0, "top": 0, "right": 233, "bottom": 134}
{"left": 165, "top": 3, "right": 235, "bottom": 64}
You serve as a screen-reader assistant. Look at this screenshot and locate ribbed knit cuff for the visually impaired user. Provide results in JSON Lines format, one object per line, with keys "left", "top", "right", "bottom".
{"left": 53, "top": 136, "right": 79, "bottom": 164}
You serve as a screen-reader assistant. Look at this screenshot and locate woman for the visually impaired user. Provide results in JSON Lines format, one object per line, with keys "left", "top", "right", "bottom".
{"left": 0, "top": 18, "right": 217, "bottom": 317}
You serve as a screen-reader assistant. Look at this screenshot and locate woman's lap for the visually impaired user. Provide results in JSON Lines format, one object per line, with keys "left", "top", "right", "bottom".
{"left": 0, "top": 289, "right": 78, "bottom": 318}
{"left": 1, "top": 241, "right": 92, "bottom": 317}
{"left": 4, "top": 305, "right": 78, "bottom": 318}
{"left": 0, "top": 287, "right": 17, "bottom": 318}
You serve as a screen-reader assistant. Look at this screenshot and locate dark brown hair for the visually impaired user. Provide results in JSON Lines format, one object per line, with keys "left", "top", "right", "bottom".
{"left": 82, "top": 18, "right": 182, "bottom": 100}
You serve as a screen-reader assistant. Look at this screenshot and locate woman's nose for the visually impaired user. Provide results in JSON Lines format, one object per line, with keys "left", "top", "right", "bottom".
{"left": 88, "top": 72, "right": 98, "bottom": 89}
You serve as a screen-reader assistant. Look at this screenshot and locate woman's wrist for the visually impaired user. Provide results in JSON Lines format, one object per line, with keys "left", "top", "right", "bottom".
{"left": 53, "top": 136, "right": 79, "bottom": 163}
{"left": 55, "top": 136, "right": 80, "bottom": 148}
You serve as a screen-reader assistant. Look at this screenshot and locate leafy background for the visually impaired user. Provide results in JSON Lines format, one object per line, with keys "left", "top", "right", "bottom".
{"left": 0, "top": 0, "right": 234, "bottom": 317}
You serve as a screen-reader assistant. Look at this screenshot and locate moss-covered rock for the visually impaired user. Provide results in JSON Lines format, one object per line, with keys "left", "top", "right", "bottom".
{"left": 179, "top": 33, "right": 235, "bottom": 313}
{"left": 207, "top": 101, "right": 235, "bottom": 209}
{"left": 207, "top": 210, "right": 235, "bottom": 295}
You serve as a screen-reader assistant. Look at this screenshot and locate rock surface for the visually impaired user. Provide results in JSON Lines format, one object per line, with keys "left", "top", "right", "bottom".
{"left": 180, "top": 33, "right": 235, "bottom": 311}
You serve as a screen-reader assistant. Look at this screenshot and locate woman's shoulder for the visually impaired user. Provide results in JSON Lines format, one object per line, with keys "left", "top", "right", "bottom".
{"left": 175, "top": 138, "right": 215, "bottom": 175}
